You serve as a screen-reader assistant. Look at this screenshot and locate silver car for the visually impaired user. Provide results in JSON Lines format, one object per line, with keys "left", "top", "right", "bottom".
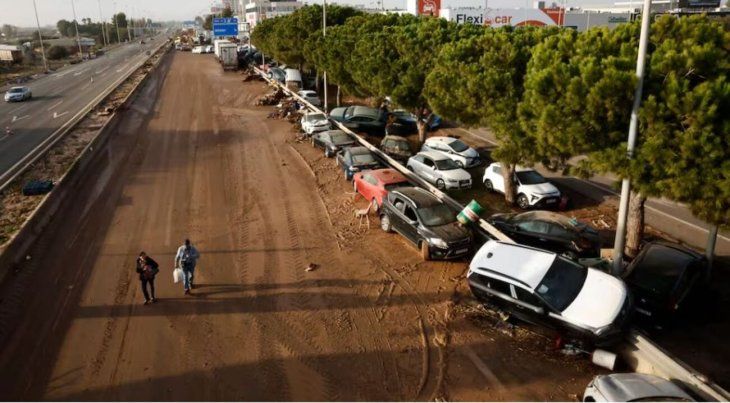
{"left": 583, "top": 373, "right": 693, "bottom": 402}
{"left": 4, "top": 86, "right": 32, "bottom": 102}
{"left": 406, "top": 150, "right": 472, "bottom": 190}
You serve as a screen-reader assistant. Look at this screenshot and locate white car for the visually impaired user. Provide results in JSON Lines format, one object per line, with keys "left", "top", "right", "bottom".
{"left": 482, "top": 162, "right": 561, "bottom": 209}
{"left": 192, "top": 46, "right": 204, "bottom": 54}
{"left": 300, "top": 112, "right": 331, "bottom": 136}
{"left": 468, "top": 240, "right": 632, "bottom": 346}
{"left": 407, "top": 151, "right": 472, "bottom": 190}
{"left": 205, "top": 45, "right": 214, "bottom": 53}
{"left": 4, "top": 86, "right": 32, "bottom": 102}
{"left": 421, "top": 136, "right": 481, "bottom": 168}
{"left": 583, "top": 373, "right": 693, "bottom": 402}
{"left": 297, "top": 90, "right": 321, "bottom": 106}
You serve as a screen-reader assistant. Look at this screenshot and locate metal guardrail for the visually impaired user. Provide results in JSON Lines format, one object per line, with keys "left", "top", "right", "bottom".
{"left": 252, "top": 67, "right": 728, "bottom": 401}
{"left": 0, "top": 40, "right": 170, "bottom": 193}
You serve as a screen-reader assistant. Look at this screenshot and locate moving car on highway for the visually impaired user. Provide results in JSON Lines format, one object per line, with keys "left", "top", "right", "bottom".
{"left": 583, "top": 373, "right": 693, "bottom": 402}
{"left": 336, "top": 146, "right": 382, "bottom": 181}
{"left": 622, "top": 242, "right": 708, "bottom": 321}
{"left": 407, "top": 151, "right": 472, "bottom": 190}
{"left": 380, "top": 187, "right": 472, "bottom": 261}
{"left": 329, "top": 106, "right": 387, "bottom": 136}
{"left": 487, "top": 211, "right": 600, "bottom": 260}
{"left": 421, "top": 136, "right": 481, "bottom": 168}
{"left": 4, "top": 86, "right": 32, "bottom": 102}
{"left": 468, "top": 241, "right": 632, "bottom": 346}
{"left": 300, "top": 112, "right": 331, "bottom": 136}
{"left": 311, "top": 130, "right": 355, "bottom": 158}
{"left": 483, "top": 163, "right": 562, "bottom": 209}
{"left": 353, "top": 168, "right": 410, "bottom": 211}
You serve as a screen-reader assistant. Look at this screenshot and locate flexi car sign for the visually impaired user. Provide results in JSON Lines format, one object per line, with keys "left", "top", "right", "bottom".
{"left": 448, "top": 8, "right": 565, "bottom": 28}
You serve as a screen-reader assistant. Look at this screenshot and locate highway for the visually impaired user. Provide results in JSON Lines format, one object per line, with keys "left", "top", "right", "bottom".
{"left": 0, "top": 37, "right": 165, "bottom": 182}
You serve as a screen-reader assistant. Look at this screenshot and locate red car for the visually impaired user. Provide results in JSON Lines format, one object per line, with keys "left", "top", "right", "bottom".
{"left": 353, "top": 168, "right": 410, "bottom": 211}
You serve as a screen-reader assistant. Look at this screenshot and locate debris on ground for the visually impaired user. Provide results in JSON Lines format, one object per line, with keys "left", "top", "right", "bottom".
{"left": 255, "top": 88, "right": 286, "bottom": 106}
{"left": 305, "top": 263, "right": 318, "bottom": 272}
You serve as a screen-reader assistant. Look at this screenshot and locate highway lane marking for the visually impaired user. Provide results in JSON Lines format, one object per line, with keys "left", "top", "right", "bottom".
{"left": 456, "top": 127, "right": 730, "bottom": 243}
{"left": 72, "top": 68, "right": 89, "bottom": 77}
{"left": 53, "top": 111, "right": 69, "bottom": 119}
{"left": 47, "top": 100, "right": 64, "bottom": 111}
{"left": 7, "top": 105, "right": 25, "bottom": 115}
{"left": 11, "top": 115, "right": 29, "bottom": 123}
{"left": 115, "top": 62, "right": 130, "bottom": 73}
{"left": 96, "top": 66, "right": 110, "bottom": 75}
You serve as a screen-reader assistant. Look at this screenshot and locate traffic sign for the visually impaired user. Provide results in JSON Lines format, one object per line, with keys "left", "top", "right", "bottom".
{"left": 213, "top": 17, "right": 239, "bottom": 36}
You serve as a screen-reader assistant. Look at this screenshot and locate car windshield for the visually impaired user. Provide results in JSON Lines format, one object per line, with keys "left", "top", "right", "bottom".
{"left": 434, "top": 158, "right": 460, "bottom": 171}
{"left": 352, "top": 153, "right": 376, "bottom": 165}
{"left": 331, "top": 133, "right": 351, "bottom": 145}
{"left": 9, "top": 88, "right": 24, "bottom": 93}
{"left": 449, "top": 140, "right": 469, "bottom": 153}
{"left": 385, "top": 140, "right": 410, "bottom": 151}
{"left": 516, "top": 170, "right": 547, "bottom": 185}
{"left": 535, "top": 258, "right": 587, "bottom": 312}
{"left": 626, "top": 245, "right": 694, "bottom": 297}
{"left": 417, "top": 204, "right": 456, "bottom": 227}
{"left": 305, "top": 113, "right": 326, "bottom": 122}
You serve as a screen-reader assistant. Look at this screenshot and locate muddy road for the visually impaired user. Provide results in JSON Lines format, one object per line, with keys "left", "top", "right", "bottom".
{"left": 0, "top": 52, "right": 598, "bottom": 401}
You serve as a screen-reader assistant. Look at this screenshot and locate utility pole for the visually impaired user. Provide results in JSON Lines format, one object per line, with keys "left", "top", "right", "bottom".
{"left": 113, "top": 1, "right": 121, "bottom": 43}
{"left": 322, "top": 0, "right": 328, "bottom": 113}
{"left": 98, "top": 0, "right": 108, "bottom": 46}
{"left": 32, "top": 0, "right": 48, "bottom": 72}
{"left": 612, "top": 0, "right": 652, "bottom": 275}
{"left": 71, "top": 0, "right": 84, "bottom": 59}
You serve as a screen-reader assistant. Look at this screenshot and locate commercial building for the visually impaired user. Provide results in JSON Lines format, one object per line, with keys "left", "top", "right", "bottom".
{"left": 239, "top": 0, "right": 304, "bottom": 31}
{"left": 0, "top": 44, "right": 23, "bottom": 63}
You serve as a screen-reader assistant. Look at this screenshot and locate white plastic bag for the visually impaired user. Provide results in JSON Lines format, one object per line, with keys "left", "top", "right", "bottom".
{"left": 173, "top": 267, "right": 183, "bottom": 284}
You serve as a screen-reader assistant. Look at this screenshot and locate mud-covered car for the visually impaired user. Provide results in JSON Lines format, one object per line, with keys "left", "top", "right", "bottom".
{"left": 311, "top": 130, "right": 355, "bottom": 158}
{"left": 379, "top": 187, "right": 472, "bottom": 261}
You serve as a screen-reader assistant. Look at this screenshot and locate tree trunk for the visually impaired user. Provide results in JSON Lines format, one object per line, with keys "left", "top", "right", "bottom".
{"left": 315, "top": 70, "right": 320, "bottom": 92}
{"left": 501, "top": 163, "right": 516, "bottom": 205}
{"left": 625, "top": 190, "right": 646, "bottom": 259}
{"left": 416, "top": 120, "right": 428, "bottom": 146}
{"left": 336, "top": 85, "right": 342, "bottom": 107}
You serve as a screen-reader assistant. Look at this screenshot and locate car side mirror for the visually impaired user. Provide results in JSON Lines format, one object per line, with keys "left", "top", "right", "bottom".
{"left": 431, "top": 166, "right": 437, "bottom": 170}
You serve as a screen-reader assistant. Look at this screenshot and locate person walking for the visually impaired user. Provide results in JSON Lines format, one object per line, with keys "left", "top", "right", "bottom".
{"left": 136, "top": 251, "right": 159, "bottom": 305}
{"left": 175, "top": 239, "right": 200, "bottom": 295}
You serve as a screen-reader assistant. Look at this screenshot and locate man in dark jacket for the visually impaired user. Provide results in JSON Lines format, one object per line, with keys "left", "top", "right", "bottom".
{"left": 136, "top": 251, "right": 159, "bottom": 305}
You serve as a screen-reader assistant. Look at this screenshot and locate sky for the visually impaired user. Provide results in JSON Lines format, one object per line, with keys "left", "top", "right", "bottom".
{"left": 0, "top": 0, "right": 616, "bottom": 27}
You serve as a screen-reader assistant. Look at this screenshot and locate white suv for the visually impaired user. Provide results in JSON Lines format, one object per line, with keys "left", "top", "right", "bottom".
{"left": 300, "top": 112, "right": 331, "bottom": 136}
{"left": 421, "top": 136, "right": 481, "bottom": 168}
{"left": 468, "top": 240, "right": 632, "bottom": 346}
{"left": 407, "top": 151, "right": 472, "bottom": 190}
{"left": 482, "top": 162, "right": 561, "bottom": 209}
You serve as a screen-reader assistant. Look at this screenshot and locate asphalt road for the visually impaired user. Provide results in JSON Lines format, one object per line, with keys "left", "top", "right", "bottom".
{"left": 453, "top": 127, "right": 730, "bottom": 256}
{"left": 0, "top": 37, "right": 165, "bottom": 179}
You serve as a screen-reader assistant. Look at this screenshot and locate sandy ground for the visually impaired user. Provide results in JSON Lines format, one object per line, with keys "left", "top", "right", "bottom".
{"left": 0, "top": 52, "right": 601, "bottom": 401}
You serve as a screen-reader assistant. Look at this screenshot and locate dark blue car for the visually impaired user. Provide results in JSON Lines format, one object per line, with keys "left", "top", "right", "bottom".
{"left": 336, "top": 146, "right": 381, "bottom": 181}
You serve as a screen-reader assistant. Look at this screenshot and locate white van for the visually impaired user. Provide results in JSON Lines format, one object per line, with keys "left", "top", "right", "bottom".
{"left": 285, "top": 69, "right": 302, "bottom": 91}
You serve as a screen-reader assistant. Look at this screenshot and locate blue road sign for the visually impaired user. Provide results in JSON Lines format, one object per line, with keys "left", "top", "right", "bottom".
{"left": 213, "top": 17, "right": 238, "bottom": 36}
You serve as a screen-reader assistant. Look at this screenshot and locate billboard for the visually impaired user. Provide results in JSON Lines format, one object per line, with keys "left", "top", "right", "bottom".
{"left": 418, "top": 0, "right": 441, "bottom": 16}
{"left": 444, "top": 8, "right": 564, "bottom": 28}
{"left": 213, "top": 17, "right": 239, "bottom": 36}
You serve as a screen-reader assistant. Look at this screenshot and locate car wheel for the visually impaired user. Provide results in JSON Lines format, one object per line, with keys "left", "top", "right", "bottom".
{"left": 420, "top": 241, "right": 431, "bottom": 261}
{"left": 380, "top": 214, "right": 392, "bottom": 232}
{"left": 372, "top": 198, "right": 379, "bottom": 212}
{"left": 484, "top": 179, "right": 494, "bottom": 192}
{"left": 325, "top": 149, "right": 332, "bottom": 158}
{"left": 456, "top": 160, "right": 464, "bottom": 168}
{"left": 436, "top": 179, "right": 446, "bottom": 190}
{"left": 517, "top": 194, "right": 530, "bottom": 209}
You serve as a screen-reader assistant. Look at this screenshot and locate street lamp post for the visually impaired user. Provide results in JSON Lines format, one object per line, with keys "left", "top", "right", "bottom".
{"left": 31, "top": 0, "right": 48, "bottom": 72}
{"left": 322, "top": 0, "right": 327, "bottom": 113}
{"left": 113, "top": 1, "right": 122, "bottom": 43}
{"left": 97, "top": 0, "right": 108, "bottom": 46}
{"left": 71, "top": 0, "right": 84, "bottom": 59}
{"left": 612, "top": 0, "right": 653, "bottom": 275}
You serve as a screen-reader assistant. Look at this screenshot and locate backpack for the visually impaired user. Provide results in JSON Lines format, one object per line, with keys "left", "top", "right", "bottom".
{"left": 181, "top": 247, "right": 194, "bottom": 270}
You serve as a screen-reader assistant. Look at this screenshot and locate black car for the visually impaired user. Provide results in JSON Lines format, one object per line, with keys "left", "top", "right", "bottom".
{"left": 311, "top": 130, "right": 356, "bottom": 158}
{"left": 329, "top": 106, "right": 387, "bottom": 135}
{"left": 379, "top": 187, "right": 472, "bottom": 261}
{"left": 488, "top": 211, "right": 600, "bottom": 259}
{"left": 336, "top": 146, "right": 382, "bottom": 181}
{"left": 623, "top": 242, "right": 708, "bottom": 321}
{"left": 380, "top": 135, "right": 413, "bottom": 163}
{"left": 385, "top": 110, "right": 418, "bottom": 135}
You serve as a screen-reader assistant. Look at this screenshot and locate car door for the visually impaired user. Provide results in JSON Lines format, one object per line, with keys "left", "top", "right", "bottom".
{"left": 421, "top": 157, "right": 437, "bottom": 183}
{"left": 514, "top": 220, "right": 552, "bottom": 250}
{"left": 389, "top": 195, "right": 409, "bottom": 237}
{"left": 545, "top": 223, "right": 576, "bottom": 254}
{"left": 400, "top": 203, "right": 421, "bottom": 245}
{"left": 409, "top": 155, "right": 426, "bottom": 176}
{"left": 490, "top": 165, "right": 505, "bottom": 193}
{"left": 337, "top": 149, "right": 349, "bottom": 171}
{"left": 510, "top": 286, "right": 552, "bottom": 328}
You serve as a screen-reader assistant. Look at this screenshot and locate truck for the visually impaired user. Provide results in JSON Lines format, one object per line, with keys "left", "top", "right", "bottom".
{"left": 219, "top": 43, "right": 238, "bottom": 71}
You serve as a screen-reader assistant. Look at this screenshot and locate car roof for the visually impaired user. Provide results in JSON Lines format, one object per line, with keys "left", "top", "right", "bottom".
{"left": 392, "top": 187, "right": 442, "bottom": 208}
{"left": 592, "top": 373, "right": 693, "bottom": 402}
{"left": 489, "top": 162, "right": 536, "bottom": 173}
{"left": 367, "top": 168, "right": 408, "bottom": 184}
{"left": 322, "top": 129, "right": 347, "bottom": 136}
{"left": 348, "top": 146, "right": 371, "bottom": 155}
{"left": 514, "top": 211, "right": 583, "bottom": 229}
{"left": 416, "top": 150, "right": 450, "bottom": 161}
{"left": 426, "top": 136, "right": 458, "bottom": 145}
{"left": 349, "top": 106, "right": 380, "bottom": 119}
{"left": 9, "top": 86, "right": 26, "bottom": 90}
{"left": 470, "top": 241, "right": 556, "bottom": 289}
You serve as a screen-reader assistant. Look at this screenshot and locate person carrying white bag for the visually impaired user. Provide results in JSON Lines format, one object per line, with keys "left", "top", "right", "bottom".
{"left": 175, "top": 239, "right": 200, "bottom": 295}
